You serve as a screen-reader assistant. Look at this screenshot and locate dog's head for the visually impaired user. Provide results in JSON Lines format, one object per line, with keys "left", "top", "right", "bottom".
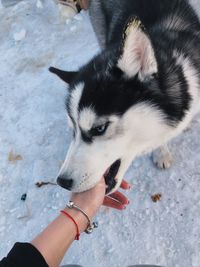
{"left": 50, "top": 20, "right": 170, "bottom": 194}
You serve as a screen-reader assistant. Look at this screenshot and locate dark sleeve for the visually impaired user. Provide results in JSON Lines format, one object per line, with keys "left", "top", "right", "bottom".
{"left": 0, "top": 242, "right": 48, "bottom": 267}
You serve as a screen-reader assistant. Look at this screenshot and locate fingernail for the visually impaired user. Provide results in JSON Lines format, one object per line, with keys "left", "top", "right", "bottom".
{"left": 127, "top": 200, "right": 130, "bottom": 205}
{"left": 123, "top": 206, "right": 126, "bottom": 210}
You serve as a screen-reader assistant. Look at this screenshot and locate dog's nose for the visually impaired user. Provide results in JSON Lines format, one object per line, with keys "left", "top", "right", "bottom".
{"left": 57, "top": 175, "right": 73, "bottom": 190}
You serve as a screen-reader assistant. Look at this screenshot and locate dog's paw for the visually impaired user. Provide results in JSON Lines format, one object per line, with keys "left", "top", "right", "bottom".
{"left": 152, "top": 146, "right": 173, "bottom": 169}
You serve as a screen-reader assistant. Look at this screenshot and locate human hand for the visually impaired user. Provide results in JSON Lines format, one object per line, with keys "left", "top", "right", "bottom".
{"left": 71, "top": 178, "right": 131, "bottom": 220}
{"left": 103, "top": 180, "right": 130, "bottom": 210}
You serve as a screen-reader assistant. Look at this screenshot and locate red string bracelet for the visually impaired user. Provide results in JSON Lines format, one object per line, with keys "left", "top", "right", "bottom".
{"left": 60, "top": 210, "right": 80, "bottom": 240}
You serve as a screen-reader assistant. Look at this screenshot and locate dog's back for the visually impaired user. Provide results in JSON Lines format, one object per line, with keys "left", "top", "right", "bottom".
{"left": 90, "top": 0, "right": 200, "bottom": 47}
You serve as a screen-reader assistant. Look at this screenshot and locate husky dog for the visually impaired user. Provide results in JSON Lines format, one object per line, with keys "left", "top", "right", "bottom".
{"left": 50, "top": 0, "right": 200, "bottom": 194}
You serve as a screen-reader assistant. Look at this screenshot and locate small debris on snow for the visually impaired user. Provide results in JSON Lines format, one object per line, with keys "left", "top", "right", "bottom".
{"left": 13, "top": 29, "right": 26, "bottom": 42}
{"left": 35, "top": 181, "right": 57, "bottom": 188}
{"left": 21, "top": 193, "right": 27, "bottom": 201}
{"left": 151, "top": 194, "right": 162, "bottom": 203}
{"left": 8, "top": 150, "right": 23, "bottom": 163}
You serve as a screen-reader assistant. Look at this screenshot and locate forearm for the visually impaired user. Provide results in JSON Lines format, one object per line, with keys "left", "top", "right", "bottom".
{"left": 30, "top": 179, "right": 128, "bottom": 267}
{"left": 31, "top": 179, "right": 106, "bottom": 267}
{"left": 31, "top": 207, "right": 89, "bottom": 267}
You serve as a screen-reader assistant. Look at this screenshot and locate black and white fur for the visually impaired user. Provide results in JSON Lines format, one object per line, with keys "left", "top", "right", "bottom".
{"left": 50, "top": 0, "right": 200, "bottom": 194}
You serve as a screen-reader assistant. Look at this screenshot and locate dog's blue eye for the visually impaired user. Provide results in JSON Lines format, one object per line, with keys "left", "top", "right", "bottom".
{"left": 96, "top": 125, "right": 106, "bottom": 133}
{"left": 91, "top": 123, "right": 109, "bottom": 136}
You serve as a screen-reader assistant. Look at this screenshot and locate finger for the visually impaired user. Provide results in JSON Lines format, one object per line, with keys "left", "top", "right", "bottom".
{"left": 120, "top": 180, "right": 131, "bottom": 190}
{"left": 103, "top": 196, "right": 126, "bottom": 210}
{"left": 109, "top": 191, "right": 129, "bottom": 205}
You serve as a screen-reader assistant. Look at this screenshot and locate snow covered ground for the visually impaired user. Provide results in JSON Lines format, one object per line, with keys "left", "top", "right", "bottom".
{"left": 0, "top": 1, "right": 200, "bottom": 266}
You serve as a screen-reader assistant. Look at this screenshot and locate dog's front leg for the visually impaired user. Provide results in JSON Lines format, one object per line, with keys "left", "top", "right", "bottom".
{"left": 89, "top": 0, "right": 106, "bottom": 49}
{"left": 152, "top": 145, "right": 173, "bottom": 169}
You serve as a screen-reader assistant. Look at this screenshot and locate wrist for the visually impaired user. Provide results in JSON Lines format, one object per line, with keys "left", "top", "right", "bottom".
{"left": 70, "top": 201, "right": 99, "bottom": 220}
{"left": 63, "top": 207, "right": 90, "bottom": 233}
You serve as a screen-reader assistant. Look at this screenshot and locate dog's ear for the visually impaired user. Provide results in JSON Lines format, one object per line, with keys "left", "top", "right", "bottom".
{"left": 118, "top": 18, "right": 157, "bottom": 81}
{"left": 49, "top": 67, "right": 77, "bottom": 84}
